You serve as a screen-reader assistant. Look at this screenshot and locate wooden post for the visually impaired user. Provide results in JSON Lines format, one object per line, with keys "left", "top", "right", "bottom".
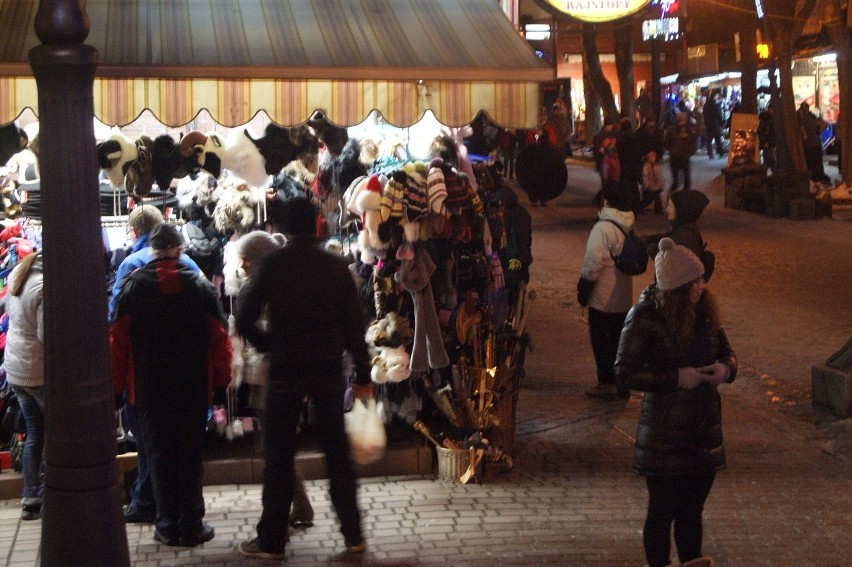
{"left": 29, "top": 1, "right": 131, "bottom": 565}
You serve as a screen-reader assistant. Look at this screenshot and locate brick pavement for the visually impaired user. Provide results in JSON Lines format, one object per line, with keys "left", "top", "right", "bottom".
{"left": 1, "top": 155, "right": 850, "bottom": 566}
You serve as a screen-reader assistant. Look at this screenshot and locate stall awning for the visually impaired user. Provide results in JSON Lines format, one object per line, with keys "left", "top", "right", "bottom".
{"left": 0, "top": 0, "right": 553, "bottom": 128}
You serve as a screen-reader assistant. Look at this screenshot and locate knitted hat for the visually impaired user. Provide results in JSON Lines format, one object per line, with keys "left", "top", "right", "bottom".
{"left": 427, "top": 158, "right": 448, "bottom": 213}
{"left": 148, "top": 223, "right": 183, "bottom": 250}
{"left": 601, "top": 180, "right": 633, "bottom": 212}
{"left": 655, "top": 237, "right": 705, "bottom": 291}
{"left": 235, "top": 230, "right": 286, "bottom": 262}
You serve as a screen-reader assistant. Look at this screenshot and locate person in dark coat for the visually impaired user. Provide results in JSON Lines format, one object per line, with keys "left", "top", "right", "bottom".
{"left": 615, "top": 237, "right": 737, "bottom": 567}
{"left": 617, "top": 116, "right": 642, "bottom": 211}
{"left": 645, "top": 190, "right": 713, "bottom": 282}
{"left": 757, "top": 106, "right": 776, "bottom": 172}
{"left": 665, "top": 112, "right": 697, "bottom": 192}
{"left": 111, "top": 224, "right": 232, "bottom": 547}
{"left": 702, "top": 91, "right": 725, "bottom": 159}
{"left": 236, "top": 197, "right": 374, "bottom": 560}
{"left": 797, "top": 101, "right": 830, "bottom": 184}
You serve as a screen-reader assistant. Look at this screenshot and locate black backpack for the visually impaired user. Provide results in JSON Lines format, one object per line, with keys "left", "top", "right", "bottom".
{"left": 602, "top": 219, "right": 649, "bottom": 276}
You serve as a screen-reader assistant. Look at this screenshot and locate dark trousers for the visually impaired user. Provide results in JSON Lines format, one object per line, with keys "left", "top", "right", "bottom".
{"left": 257, "top": 373, "right": 362, "bottom": 553}
{"left": 644, "top": 468, "right": 717, "bottom": 567}
{"left": 139, "top": 402, "right": 207, "bottom": 538}
{"left": 669, "top": 158, "right": 691, "bottom": 192}
{"left": 588, "top": 307, "right": 627, "bottom": 386}
{"left": 706, "top": 131, "right": 724, "bottom": 158}
{"left": 125, "top": 402, "right": 156, "bottom": 514}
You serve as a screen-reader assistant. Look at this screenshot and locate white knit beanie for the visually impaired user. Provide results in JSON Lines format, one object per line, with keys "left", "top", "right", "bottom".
{"left": 655, "top": 237, "right": 705, "bottom": 290}
{"left": 236, "top": 230, "right": 286, "bottom": 262}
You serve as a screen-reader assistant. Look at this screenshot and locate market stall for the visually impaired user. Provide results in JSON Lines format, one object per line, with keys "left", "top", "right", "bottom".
{"left": 0, "top": 0, "right": 551, "bottom": 497}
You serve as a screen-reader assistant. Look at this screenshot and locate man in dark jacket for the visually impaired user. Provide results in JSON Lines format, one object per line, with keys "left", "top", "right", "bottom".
{"left": 703, "top": 91, "right": 725, "bottom": 159}
{"left": 236, "top": 197, "right": 374, "bottom": 560}
{"left": 665, "top": 112, "right": 697, "bottom": 192}
{"left": 111, "top": 224, "right": 232, "bottom": 547}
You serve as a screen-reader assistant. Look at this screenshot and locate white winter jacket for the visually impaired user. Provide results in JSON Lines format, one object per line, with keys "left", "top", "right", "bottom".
{"left": 4, "top": 256, "right": 44, "bottom": 389}
{"left": 581, "top": 207, "right": 635, "bottom": 313}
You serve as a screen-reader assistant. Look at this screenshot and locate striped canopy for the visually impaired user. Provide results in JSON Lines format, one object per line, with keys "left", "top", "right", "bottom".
{"left": 0, "top": 0, "right": 552, "bottom": 128}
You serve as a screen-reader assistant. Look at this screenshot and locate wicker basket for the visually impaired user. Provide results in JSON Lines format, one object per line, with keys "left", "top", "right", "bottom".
{"left": 436, "top": 447, "right": 470, "bottom": 482}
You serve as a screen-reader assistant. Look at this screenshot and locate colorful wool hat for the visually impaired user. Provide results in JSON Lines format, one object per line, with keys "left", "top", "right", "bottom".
{"left": 427, "top": 158, "right": 448, "bottom": 213}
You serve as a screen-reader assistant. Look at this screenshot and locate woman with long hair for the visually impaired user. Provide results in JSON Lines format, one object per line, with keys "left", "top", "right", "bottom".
{"left": 616, "top": 237, "right": 737, "bottom": 567}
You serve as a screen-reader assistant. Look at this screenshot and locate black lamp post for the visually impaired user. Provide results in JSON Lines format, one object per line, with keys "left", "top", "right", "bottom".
{"left": 29, "top": 1, "right": 131, "bottom": 564}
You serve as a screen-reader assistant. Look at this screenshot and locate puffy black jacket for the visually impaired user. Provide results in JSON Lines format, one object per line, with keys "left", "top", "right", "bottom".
{"left": 615, "top": 286, "right": 737, "bottom": 476}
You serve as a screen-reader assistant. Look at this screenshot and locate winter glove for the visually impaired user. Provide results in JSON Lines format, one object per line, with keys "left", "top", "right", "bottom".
{"left": 212, "top": 387, "right": 228, "bottom": 406}
{"left": 114, "top": 393, "right": 126, "bottom": 411}
{"left": 577, "top": 276, "right": 595, "bottom": 307}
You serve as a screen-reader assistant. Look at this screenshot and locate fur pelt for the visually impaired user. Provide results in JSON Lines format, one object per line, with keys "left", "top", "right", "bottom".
{"left": 212, "top": 176, "right": 259, "bottom": 235}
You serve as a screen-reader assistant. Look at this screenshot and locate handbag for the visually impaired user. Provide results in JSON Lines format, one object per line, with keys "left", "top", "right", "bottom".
{"left": 344, "top": 398, "right": 387, "bottom": 465}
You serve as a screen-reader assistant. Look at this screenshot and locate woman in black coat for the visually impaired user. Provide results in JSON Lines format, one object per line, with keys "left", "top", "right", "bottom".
{"left": 615, "top": 237, "right": 737, "bottom": 567}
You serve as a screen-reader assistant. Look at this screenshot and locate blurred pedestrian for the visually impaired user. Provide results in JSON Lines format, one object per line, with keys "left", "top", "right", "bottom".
{"left": 703, "top": 91, "right": 725, "bottom": 159}
{"left": 615, "top": 237, "right": 737, "bottom": 567}
{"left": 757, "top": 106, "right": 776, "bottom": 172}
{"left": 111, "top": 224, "right": 232, "bottom": 547}
{"left": 637, "top": 150, "right": 664, "bottom": 214}
{"left": 635, "top": 87, "right": 652, "bottom": 123}
{"left": 665, "top": 112, "right": 697, "bottom": 192}
{"left": 4, "top": 250, "right": 44, "bottom": 521}
{"left": 228, "top": 230, "right": 314, "bottom": 528}
{"left": 593, "top": 117, "right": 619, "bottom": 186}
{"left": 797, "top": 102, "right": 830, "bottom": 184}
{"left": 237, "top": 197, "right": 374, "bottom": 560}
{"left": 577, "top": 181, "right": 635, "bottom": 400}
{"left": 617, "top": 116, "right": 642, "bottom": 210}
{"left": 646, "top": 190, "right": 714, "bottom": 282}
{"left": 108, "top": 205, "right": 202, "bottom": 526}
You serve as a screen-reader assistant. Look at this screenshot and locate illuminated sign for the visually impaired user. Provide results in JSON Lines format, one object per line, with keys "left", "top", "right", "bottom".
{"left": 755, "top": 0, "right": 764, "bottom": 19}
{"left": 543, "top": 0, "right": 652, "bottom": 23}
{"left": 653, "top": 0, "right": 680, "bottom": 16}
{"left": 642, "top": 17, "right": 680, "bottom": 41}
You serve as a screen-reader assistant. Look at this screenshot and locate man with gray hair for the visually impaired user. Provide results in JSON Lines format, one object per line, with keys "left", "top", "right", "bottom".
{"left": 110, "top": 223, "right": 231, "bottom": 547}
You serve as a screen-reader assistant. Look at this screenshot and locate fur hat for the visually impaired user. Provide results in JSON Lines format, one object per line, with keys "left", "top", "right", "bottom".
{"left": 601, "top": 180, "right": 633, "bottom": 212}
{"left": 655, "top": 237, "right": 705, "bottom": 291}
{"left": 224, "top": 129, "right": 269, "bottom": 188}
{"left": 148, "top": 223, "right": 183, "bottom": 250}
{"left": 371, "top": 345, "right": 412, "bottom": 384}
{"left": 152, "top": 134, "right": 185, "bottom": 191}
{"left": 354, "top": 174, "right": 383, "bottom": 214}
{"left": 97, "top": 132, "right": 138, "bottom": 188}
{"left": 235, "top": 230, "right": 286, "bottom": 263}
{"left": 125, "top": 136, "right": 155, "bottom": 197}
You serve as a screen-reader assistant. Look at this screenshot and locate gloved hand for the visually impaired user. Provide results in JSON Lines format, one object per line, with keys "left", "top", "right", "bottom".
{"left": 114, "top": 393, "right": 126, "bottom": 411}
{"left": 577, "top": 276, "right": 595, "bottom": 307}
{"left": 507, "top": 259, "right": 522, "bottom": 272}
{"left": 212, "top": 387, "right": 228, "bottom": 406}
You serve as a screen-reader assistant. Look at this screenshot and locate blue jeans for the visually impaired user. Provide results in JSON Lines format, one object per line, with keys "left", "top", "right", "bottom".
{"left": 10, "top": 385, "right": 45, "bottom": 501}
{"left": 124, "top": 402, "right": 156, "bottom": 513}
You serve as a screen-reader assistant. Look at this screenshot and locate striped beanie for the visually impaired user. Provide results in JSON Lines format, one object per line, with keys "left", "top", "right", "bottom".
{"left": 427, "top": 158, "right": 448, "bottom": 213}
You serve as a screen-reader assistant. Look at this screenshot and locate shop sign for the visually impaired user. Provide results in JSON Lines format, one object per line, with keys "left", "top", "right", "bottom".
{"left": 543, "top": 0, "right": 651, "bottom": 23}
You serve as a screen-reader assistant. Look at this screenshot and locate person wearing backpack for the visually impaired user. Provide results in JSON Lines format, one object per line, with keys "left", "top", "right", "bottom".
{"left": 577, "top": 181, "right": 637, "bottom": 400}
